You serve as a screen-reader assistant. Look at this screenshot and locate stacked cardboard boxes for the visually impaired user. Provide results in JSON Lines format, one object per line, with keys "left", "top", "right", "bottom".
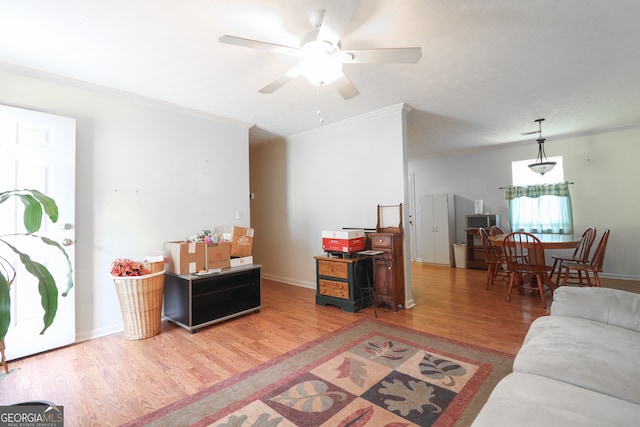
{"left": 165, "top": 226, "right": 255, "bottom": 275}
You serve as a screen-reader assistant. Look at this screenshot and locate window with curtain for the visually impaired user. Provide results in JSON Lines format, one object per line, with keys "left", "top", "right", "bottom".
{"left": 507, "top": 157, "right": 573, "bottom": 234}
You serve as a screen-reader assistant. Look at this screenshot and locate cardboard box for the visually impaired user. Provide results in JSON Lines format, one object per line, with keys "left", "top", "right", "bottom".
{"left": 215, "top": 226, "right": 254, "bottom": 257}
{"left": 321, "top": 229, "right": 366, "bottom": 253}
{"left": 164, "top": 241, "right": 206, "bottom": 275}
{"left": 206, "top": 241, "right": 231, "bottom": 270}
{"left": 322, "top": 230, "right": 366, "bottom": 240}
{"left": 230, "top": 256, "right": 253, "bottom": 267}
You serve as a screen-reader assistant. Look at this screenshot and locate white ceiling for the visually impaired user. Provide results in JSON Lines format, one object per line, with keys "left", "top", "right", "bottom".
{"left": 1, "top": 0, "right": 640, "bottom": 159}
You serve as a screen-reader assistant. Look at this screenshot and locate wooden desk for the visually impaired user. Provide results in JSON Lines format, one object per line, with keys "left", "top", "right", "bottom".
{"left": 490, "top": 233, "right": 581, "bottom": 250}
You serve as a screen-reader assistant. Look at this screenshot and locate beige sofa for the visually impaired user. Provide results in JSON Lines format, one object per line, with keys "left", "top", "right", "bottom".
{"left": 472, "top": 286, "right": 640, "bottom": 426}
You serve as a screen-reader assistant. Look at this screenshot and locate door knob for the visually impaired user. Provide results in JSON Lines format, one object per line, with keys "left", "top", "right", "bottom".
{"left": 62, "top": 238, "right": 73, "bottom": 246}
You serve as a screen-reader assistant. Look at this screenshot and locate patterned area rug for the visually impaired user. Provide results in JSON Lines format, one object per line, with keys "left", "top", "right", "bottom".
{"left": 123, "top": 319, "right": 513, "bottom": 427}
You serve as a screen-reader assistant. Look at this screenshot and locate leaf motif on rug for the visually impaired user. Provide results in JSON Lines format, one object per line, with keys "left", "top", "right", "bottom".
{"left": 335, "top": 357, "right": 368, "bottom": 387}
{"left": 337, "top": 404, "right": 375, "bottom": 427}
{"left": 419, "top": 353, "right": 467, "bottom": 386}
{"left": 337, "top": 404, "right": 410, "bottom": 427}
{"left": 379, "top": 378, "right": 443, "bottom": 416}
{"left": 268, "top": 380, "right": 347, "bottom": 413}
{"left": 216, "top": 412, "right": 283, "bottom": 427}
{"left": 364, "top": 340, "right": 408, "bottom": 361}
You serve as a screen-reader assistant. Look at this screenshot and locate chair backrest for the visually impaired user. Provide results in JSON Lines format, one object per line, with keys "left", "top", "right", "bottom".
{"left": 573, "top": 226, "right": 597, "bottom": 261}
{"left": 489, "top": 226, "right": 504, "bottom": 237}
{"left": 478, "top": 228, "right": 496, "bottom": 262}
{"left": 590, "top": 229, "right": 611, "bottom": 271}
{"left": 502, "top": 232, "right": 546, "bottom": 270}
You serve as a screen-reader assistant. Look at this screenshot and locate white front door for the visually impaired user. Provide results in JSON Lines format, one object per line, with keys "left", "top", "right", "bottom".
{"left": 0, "top": 104, "right": 76, "bottom": 361}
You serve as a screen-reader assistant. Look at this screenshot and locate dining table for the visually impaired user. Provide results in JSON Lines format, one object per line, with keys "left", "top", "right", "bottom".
{"left": 489, "top": 233, "right": 581, "bottom": 250}
{"left": 489, "top": 232, "right": 582, "bottom": 288}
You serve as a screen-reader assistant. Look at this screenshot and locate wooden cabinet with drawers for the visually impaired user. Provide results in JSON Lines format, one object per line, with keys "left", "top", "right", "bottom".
{"left": 370, "top": 232, "right": 405, "bottom": 311}
{"left": 314, "top": 255, "right": 372, "bottom": 313}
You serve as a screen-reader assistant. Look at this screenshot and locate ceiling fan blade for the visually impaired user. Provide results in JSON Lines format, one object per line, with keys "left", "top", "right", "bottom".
{"left": 219, "top": 35, "right": 300, "bottom": 56}
{"left": 334, "top": 72, "right": 360, "bottom": 100}
{"left": 258, "top": 65, "right": 303, "bottom": 94}
{"left": 343, "top": 47, "right": 422, "bottom": 64}
{"left": 316, "top": 0, "right": 360, "bottom": 46}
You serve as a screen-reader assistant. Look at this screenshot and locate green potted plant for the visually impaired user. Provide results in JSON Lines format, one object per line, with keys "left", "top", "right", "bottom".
{"left": 0, "top": 189, "right": 73, "bottom": 373}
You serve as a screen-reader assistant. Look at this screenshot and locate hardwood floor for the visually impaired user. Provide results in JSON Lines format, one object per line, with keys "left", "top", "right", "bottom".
{"left": 1, "top": 263, "right": 637, "bottom": 426}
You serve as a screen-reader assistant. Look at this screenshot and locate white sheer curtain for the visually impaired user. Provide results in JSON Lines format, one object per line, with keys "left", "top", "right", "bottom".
{"left": 506, "top": 183, "right": 573, "bottom": 234}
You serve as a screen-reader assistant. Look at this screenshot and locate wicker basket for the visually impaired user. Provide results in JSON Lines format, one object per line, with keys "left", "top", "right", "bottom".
{"left": 113, "top": 270, "right": 165, "bottom": 340}
{"left": 143, "top": 261, "right": 165, "bottom": 273}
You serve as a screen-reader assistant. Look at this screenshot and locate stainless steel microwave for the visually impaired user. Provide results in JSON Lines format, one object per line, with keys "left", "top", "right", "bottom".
{"left": 466, "top": 214, "right": 499, "bottom": 229}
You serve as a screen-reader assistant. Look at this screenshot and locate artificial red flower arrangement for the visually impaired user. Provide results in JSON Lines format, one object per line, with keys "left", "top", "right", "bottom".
{"left": 110, "top": 258, "right": 151, "bottom": 277}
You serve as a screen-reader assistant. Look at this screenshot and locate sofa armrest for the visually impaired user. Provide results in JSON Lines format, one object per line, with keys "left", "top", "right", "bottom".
{"left": 551, "top": 287, "right": 640, "bottom": 332}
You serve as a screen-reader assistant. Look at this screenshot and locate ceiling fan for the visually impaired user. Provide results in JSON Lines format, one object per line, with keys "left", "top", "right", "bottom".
{"left": 218, "top": 0, "right": 422, "bottom": 100}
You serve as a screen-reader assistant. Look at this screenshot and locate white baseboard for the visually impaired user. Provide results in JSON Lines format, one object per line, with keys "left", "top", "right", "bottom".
{"left": 262, "top": 273, "right": 315, "bottom": 289}
{"left": 75, "top": 324, "right": 123, "bottom": 343}
{"left": 600, "top": 272, "right": 640, "bottom": 282}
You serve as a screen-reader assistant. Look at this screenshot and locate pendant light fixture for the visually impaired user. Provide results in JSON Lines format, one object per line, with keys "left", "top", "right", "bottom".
{"left": 527, "top": 118, "right": 556, "bottom": 175}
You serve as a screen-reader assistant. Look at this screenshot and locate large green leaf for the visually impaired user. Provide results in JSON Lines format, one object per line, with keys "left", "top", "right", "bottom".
{"left": 34, "top": 262, "right": 58, "bottom": 334}
{"left": 0, "top": 189, "right": 59, "bottom": 233}
{"left": 0, "top": 274, "right": 10, "bottom": 341}
{"left": 3, "top": 242, "right": 59, "bottom": 335}
{"left": 17, "top": 193, "right": 43, "bottom": 233}
{"left": 40, "top": 236, "right": 73, "bottom": 297}
{"left": 27, "top": 189, "right": 59, "bottom": 223}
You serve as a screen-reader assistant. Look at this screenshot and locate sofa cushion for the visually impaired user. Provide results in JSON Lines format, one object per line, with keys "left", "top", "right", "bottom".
{"left": 514, "top": 315, "right": 640, "bottom": 405}
{"left": 471, "top": 372, "right": 640, "bottom": 427}
{"left": 551, "top": 286, "right": 640, "bottom": 332}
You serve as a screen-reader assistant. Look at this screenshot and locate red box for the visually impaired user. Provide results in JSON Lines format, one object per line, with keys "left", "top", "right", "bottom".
{"left": 321, "top": 230, "right": 366, "bottom": 253}
{"left": 322, "top": 237, "right": 365, "bottom": 252}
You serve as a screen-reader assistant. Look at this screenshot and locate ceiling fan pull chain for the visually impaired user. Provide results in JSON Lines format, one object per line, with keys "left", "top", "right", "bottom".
{"left": 316, "top": 86, "right": 325, "bottom": 124}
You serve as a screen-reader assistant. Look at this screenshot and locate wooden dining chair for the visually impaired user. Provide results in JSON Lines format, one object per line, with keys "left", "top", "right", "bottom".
{"left": 549, "top": 226, "right": 596, "bottom": 284}
{"left": 489, "top": 226, "right": 505, "bottom": 237}
{"left": 478, "top": 227, "right": 509, "bottom": 290}
{"left": 488, "top": 226, "right": 509, "bottom": 279}
{"left": 502, "top": 232, "right": 555, "bottom": 308}
{"left": 559, "top": 229, "right": 610, "bottom": 288}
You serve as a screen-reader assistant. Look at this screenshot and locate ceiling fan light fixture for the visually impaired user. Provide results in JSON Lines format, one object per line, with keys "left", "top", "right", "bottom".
{"left": 528, "top": 159, "right": 556, "bottom": 175}
{"left": 219, "top": 1, "right": 422, "bottom": 99}
{"left": 299, "top": 40, "right": 343, "bottom": 86}
{"left": 526, "top": 119, "right": 556, "bottom": 175}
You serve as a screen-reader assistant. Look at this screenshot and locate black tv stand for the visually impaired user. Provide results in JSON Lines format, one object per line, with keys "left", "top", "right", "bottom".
{"left": 163, "top": 264, "right": 261, "bottom": 333}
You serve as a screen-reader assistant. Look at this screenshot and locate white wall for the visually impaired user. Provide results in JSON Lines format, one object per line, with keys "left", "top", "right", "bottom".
{"left": 250, "top": 104, "right": 412, "bottom": 304}
{"left": 0, "top": 69, "right": 251, "bottom": 340}
{"left": 410, "top": 124, "right": 640, "bottom": 280}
